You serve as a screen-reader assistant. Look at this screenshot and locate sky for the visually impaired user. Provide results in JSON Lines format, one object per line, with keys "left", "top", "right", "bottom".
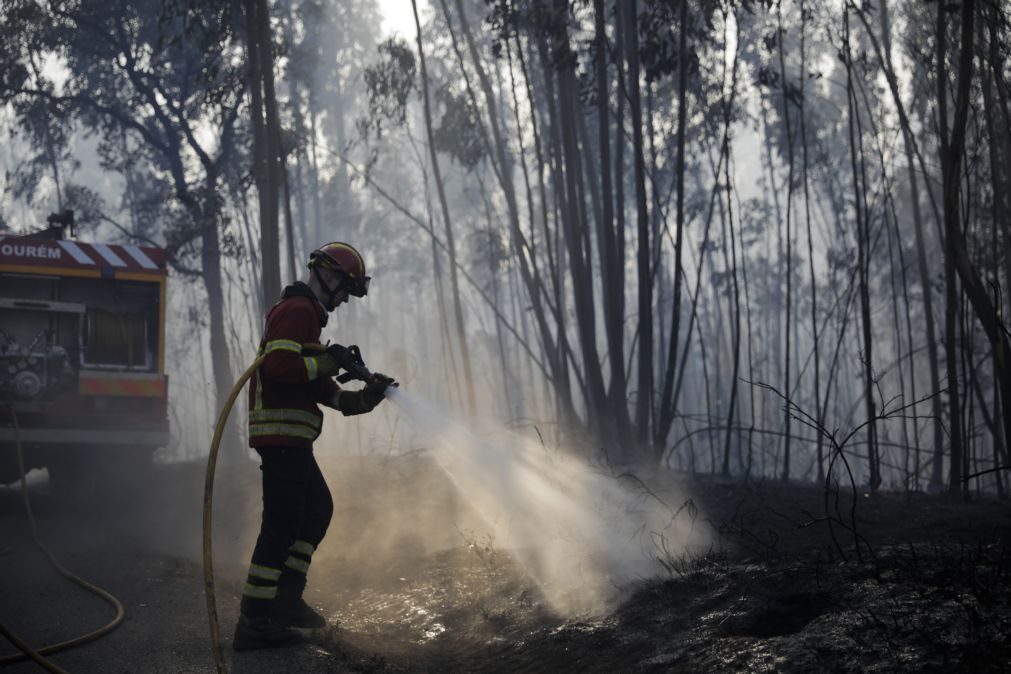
{"left": 377, "top": 0, "right": 429, "bottom": 40}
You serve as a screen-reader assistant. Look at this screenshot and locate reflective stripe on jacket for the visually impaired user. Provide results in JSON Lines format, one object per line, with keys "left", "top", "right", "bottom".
{"left": 248, "top": 283, "right": 339, "bottom": 449}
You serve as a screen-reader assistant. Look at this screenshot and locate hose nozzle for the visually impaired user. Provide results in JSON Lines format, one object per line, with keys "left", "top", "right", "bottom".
{"left": 326, "top": 343, "right": 372, "bottom": 383}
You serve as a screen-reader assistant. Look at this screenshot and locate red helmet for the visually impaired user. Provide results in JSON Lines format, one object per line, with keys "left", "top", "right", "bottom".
{"left": 308, "top": 242, "right": 370, "bottom": 297}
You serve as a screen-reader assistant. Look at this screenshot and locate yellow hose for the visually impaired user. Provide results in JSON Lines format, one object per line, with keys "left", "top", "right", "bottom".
{"left": 203, "top": 354, "right": 265, "bottom": 673}
{"left": 0, "top": 402, "right": 125, "bottom": 672}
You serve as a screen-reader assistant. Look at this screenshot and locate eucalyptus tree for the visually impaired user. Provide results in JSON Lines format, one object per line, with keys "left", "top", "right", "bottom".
{"left": 246, "top": 0, "right": 283, "bottom": 303}
{"left": 934, "top": 0, "right": 1011, "bottom": 495}
{"left": 853, "top": 0, "right": 945, "bottom": 490}
{"left": 2, "top": 95, "right": 73, "bottom": 216}
{"left": 413, "top": 0, "right": 479, "bottom": 413}
{"left": 644, "top": 0, "right": 736, "bottom": 460}
{"left": 282, "top": 0, "right": 382, "bottom": 248}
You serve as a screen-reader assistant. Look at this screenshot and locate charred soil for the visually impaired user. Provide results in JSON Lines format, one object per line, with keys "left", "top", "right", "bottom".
{"left": 2, "top": 457, "right": 1009, "bottom": 673}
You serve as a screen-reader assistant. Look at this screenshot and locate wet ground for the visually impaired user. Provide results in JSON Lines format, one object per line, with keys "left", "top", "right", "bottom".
{"left": 1, "top": 456, "right": 1009, "bottom": 672}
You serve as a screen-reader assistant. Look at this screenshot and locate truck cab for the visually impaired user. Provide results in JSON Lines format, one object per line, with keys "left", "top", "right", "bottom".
{"left": 0, "top": 222, "right": 169, "bottom": 495}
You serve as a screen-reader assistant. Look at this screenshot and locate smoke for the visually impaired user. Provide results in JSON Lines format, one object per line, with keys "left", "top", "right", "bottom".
{"left": 387, "top": 388, "right": 708, "bottom": 615}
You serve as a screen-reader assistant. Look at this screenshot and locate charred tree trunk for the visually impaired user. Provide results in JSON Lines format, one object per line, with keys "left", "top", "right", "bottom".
{"left": 980, "top": 18, "right": 1008, "bottom": 497}
{"left": 800, "top": 0, "right": 824, "bottom": 483}
{"left": 937, "top": 0, "right": 1011, "bottom": 495}
{"left": 593, "top": 0, "right": 631, "bottom": 448}
{"left": 656, "top": 0, "right": 690, "bottom": 455}
{"left": 529, "top": 30, "right": 580, "bottom": 430}
{"left": 937, "top": 0, "right": 966, "bottom": 497}
{"left": 987, "top": 7, "right": 1011, "bottom": 311}
{"left": 720, "top": 12, "right": 742, "bottom": 477}
{"left": 844, "top": 7, "right": 880, "bottom": 491}
{"left": 623, "top": 0, "right": 654, "bottom": 447}
{"left": 550, "top": 0, "right": 610, "bottom": 438}
{"left": 776, "top": 0, "right": 796, "bottom": 483}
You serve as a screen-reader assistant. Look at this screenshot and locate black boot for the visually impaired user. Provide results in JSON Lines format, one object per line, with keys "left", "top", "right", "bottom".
{"left": 277, "top": 575, "right": 328, "bottom": 629}
{"left": 233, "top": 598, "right": 304, "bottom": 651}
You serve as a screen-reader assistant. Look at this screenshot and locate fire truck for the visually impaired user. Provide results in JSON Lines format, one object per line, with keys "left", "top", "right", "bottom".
{"left": 0, "top": 212, "right": 169, "bottom": 496}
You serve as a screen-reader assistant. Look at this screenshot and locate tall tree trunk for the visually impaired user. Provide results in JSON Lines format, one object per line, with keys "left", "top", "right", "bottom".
{"left": 281, "top": 0, "right": 310, "bottom": 271}
{"left": 800, "top": 0, "right": 824, "bottom": 483}
{"left": 980, "top": 16, "right": 1008, "bottom": 497}
{"left": 280, "top": 151, "right": 298, "bottom": 280}
{"left": 865, "top": 1, "right": 946, "bottom": 488}
{"left": 514, "top": 28, "right": 575, "bottom": 425}
{"left": 937, "top": 0, "right": 966, "bottom": 497}
{"left": 656, "top": 0, "right": 690, "bottom": 454}
{"left": 445, "top": 0, "right": 576, "bottom": 422}
{"left": 776, "top": 0, "right": 796, "bottom": 483}
{"left": 593, "top": 0, "right": 631, "bottom": 447}
{"left": 412, "top": 0, "right": 478, "bottom": 414}
{"left": 986, "top": 7, "right": 1011, "bottom": 308}
{"left": 720, "top": 138, "right": 742, "bottom": 478}
{"left": 529, "top": 30, "right": 579, "bottom": 430}
{"left": 720, "top": 12, "right": 742, "bottom": 477}
{"left": 550, "top": 0, "right": 610, "bottom": 439}
{"left": 623, "top": 0, "right": 653, "bottom": 446}
{"left": 307, "top": 100, "right": 323, "bottom": 246}
{"left": 762, "top": 110, "right": 785, "bottom": 418}
{"left": 200, "top": 188, "right": 238, "bottom": 460}
{"left": 671, "top": 125, "right": 733, "bottom": 455}
{"left": 844, "top": 7, "right": 880, "bottom": 491}
{"left": 936, "top": 0, "right": 1011, "bottom": 495}
{"left": 246, "top": 0, "right": 281, "bottom": 306}
{"left": 256, "top": 0, "right": 282, "bottom": 291}
{"left": 613, "top": 0, "right": 629, "bottom": 451}
{"left": 503, "top": 32, "right": 538, "bottom": 423}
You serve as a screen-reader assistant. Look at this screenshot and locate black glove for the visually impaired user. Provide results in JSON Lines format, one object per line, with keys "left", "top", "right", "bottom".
{"left": 316, "top": 352, "right": 340, "bottom": 378}
{"left": 326, "top": 343, "right": 370, "bottom": 382}
{"left": 326, "top": 343, "right": 350, "bottom": 364}
{"left": 362, "top": 372, "right": 397, "bottom": 408}
{"left": 334, "top": 374, "right": 396, "bottom": 416}
{"left": 335, "top": 390, "right": 369, "bottom": 416}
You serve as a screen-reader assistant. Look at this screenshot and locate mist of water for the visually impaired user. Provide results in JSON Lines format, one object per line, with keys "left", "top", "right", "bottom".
{"left": 387, "top": 387, "right": 707, "bottom": 615}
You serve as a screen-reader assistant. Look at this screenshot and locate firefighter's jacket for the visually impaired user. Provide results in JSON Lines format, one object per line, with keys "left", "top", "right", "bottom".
{"left": 248, "top": 282, "right": 338, "bottom": 449}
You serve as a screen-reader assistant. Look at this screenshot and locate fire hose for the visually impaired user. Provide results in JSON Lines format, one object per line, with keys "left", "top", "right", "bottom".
{"left": 202, "top": 342, "right": 376, "bottom": 673}
{"left": 0, "top": 402, "right": 126, "bottom": 673}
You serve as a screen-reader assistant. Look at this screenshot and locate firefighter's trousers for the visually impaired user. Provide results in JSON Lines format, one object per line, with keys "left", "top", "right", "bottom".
{"left": 240, "top": 445, "right": 334, "bottom": 616}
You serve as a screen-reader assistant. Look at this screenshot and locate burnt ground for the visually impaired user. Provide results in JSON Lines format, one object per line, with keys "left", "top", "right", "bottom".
{"left": 1, "top": 455, "right": 1009, "bottom": 673}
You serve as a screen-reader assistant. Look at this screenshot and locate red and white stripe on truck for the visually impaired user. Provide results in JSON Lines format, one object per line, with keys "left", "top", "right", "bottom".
{"left": 0, "top": 239, "right": 166, "bottom": 274}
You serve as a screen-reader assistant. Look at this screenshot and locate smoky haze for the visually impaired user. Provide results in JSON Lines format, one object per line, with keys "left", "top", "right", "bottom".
{"left": 2, "top": 1, "right": 1011, "bottom": 667}
{"left": 3, "top": 0, "right": 1011, "bottom": 671}
{"left": 4, "top": 0, "right": 1002, "bottom": 496}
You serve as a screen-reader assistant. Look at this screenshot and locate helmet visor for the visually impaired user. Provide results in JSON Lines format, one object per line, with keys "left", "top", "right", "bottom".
{"left": 342, "top": 274, "right": 370, "bottom": 298}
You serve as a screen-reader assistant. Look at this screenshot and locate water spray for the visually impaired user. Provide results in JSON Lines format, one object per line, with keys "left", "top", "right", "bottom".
{"left": 385, "top": 388, "right": 701, "bottom": 615}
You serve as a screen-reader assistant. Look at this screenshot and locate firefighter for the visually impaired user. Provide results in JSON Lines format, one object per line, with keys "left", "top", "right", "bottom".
{"left": 233, "top": 242, "right": 395, "bottom": 651}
